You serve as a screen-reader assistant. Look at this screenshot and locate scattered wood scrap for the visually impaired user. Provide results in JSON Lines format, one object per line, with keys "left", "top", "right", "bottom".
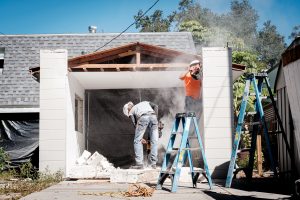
{"left": 79, "top": 183, "right": 155, "bottom": 198}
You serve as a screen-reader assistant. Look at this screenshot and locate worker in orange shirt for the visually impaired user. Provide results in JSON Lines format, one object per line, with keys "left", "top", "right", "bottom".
{"left": 179, "top": 59, "right": 202, "bottom": 116}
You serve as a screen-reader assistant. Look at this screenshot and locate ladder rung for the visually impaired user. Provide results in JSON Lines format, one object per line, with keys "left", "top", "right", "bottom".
{"left": 260, "top": 96, "right": 268, "bottom": 100}
{"left": 188, "top": 136, "right": 198, "bottom": 139}
{"left": 166, "top": 149, "right": 178, "bottom": 154}
{"left": 182, "top": 147, "right": 200, "bottom": 151}
{"left": 161, "top": 171, "right": 175, "bottom": 175}
{"left": 255, "top": 72, "right": 268, "bottom": 77}
{"left": 189, "top": 169, "right": 203, "bottom": 174}
{"left": 268, "top": 131, "right": 282, "bottom": 134}
{"left": 250, "top": 121, "right": 261, "bottom": 126}
{"left": 171, "top": 131, "right": 182, "bottom": 135}
{"left": 247, "top": 112, "right": 257, "bottom": 115}
{"left": 249, "top": 93, "right": 257, "bottom": 96}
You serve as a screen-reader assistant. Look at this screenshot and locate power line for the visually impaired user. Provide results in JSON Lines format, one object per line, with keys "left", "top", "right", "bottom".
{"left": 93, "top": 0, "right": 160, "bottom": 52}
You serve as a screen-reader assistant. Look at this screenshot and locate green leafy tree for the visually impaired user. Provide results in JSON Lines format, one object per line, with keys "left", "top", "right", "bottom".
{"left": 232, "top": 51, "right": 267, "bottom": 117}
{"left": 134, "top": 10, "right": 175, "bottom": 32}
{"left": 223, "top": 0, "right": 258, "bottom": 50}
{"left": 256, "top": 21, "right": 286, "bottom": 67}
{"left": 289, "top": 25, "right": 300, "bottom": 40}
{"left": 178, "top": 20, "right": 209, "bottom": 47}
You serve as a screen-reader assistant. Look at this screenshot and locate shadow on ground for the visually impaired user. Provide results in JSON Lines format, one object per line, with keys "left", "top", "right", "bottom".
{"left": 203, "top": 190, "right": 292, "bottom": 200}
{"left": 229, "top": 177, "right": 294, "bottom": 195}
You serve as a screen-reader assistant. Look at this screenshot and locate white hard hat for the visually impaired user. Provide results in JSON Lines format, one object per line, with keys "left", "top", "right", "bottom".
{"left": 123, "top": 102, "right": 133, "bottom": 117}
{"left": 190, "top": 59, "right": 200, "bottom": 66}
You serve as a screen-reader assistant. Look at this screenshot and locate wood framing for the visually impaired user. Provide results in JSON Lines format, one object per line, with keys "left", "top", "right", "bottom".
{"left": 68, "top": 42, "right": 200, "bottom": 72}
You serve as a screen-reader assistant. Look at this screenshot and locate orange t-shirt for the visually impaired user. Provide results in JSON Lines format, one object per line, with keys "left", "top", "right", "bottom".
{"left": 181, "top": 72, "right": 202, "bottom": 99}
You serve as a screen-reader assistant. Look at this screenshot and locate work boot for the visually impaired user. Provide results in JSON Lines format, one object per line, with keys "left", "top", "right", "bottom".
{"left": 129, "top": 164, "right": 144, "bottom": 169}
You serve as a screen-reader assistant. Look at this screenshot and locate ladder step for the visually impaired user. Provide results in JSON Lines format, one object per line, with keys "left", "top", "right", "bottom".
{"left": 182, "top": 147, "right": 200, "bottom": 151}
{"left": 166, "top": 149, "right": 178, "bottom": 154}
{"left": 268, "top": 131, "right": 282, "bottom": 134}
{"left": 161, "top": 170, "right": 175, "bottom": 175}
{"left": 250, "top": 121, "right": 261, "bottom": 126}
{"left": 188, "top": 136, "right": 198, "bottom": 139}
{"left": 188, "top": 169, "right": 203, "bottom": 174}
{"left": 255, "top": 72, "right": 268, "bottom": 77}
{"left": 247, "top": 112, "right": 257, "bottom": 115}
{"left": 171, "top": 131, "right": 182, "bottom": 135}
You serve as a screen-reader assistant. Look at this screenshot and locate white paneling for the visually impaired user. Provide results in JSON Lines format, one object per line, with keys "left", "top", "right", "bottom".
{"left": 39, "top": 140, "right": 66, "bottom": 151}
{"left": 203, "top": 57, "right": 230, "bottom": 67}
{"left": 40, "top": 50, "right": 68, "bottom": 175}
{"left": 39, "top": 130, "right": 65, "bottom": 141}
{"left": 204, "top": 97, "right": 232, "bottom": 108}
{"left": 40, "top": 109, "right": 66, "bottom": 120}
{"left": 205, "top": 138, "right": 232, "bottom": 149}
{"left": 39, "top": 150, "right": 66, "bottom": 161}
{"left": 40, "top": 99, "right": 65, "bottom": 110}
{"left": 204, "top": 77, "right": 231, "bottom": 87}
{"left": 204, "top": 117, "right": 233, "bottom": 128}
{"left": 204, "top": 127, "right": 233, "bottom": 138}
{"left": 203, "top": 87, "right": 232, "bottom": 98}
{"left": 40, "top": 68, "right": 68, "bottom": 79}
{"left": 202, "top": 47, "right": 233, "bottom": 178}
{"left": 205, "top": 107, "right": 233, "bottom": 118}
{"left": 40, "top": 78, "right": 66, "bottom": 89}
{"left": 40, "top": 89, "right": 66, "bottom": 100}
{"left": 40, "top": 119, "right": 66, "bottom": 130}
{"left": 203, "top": 67, "right": 232, "bottom": 77}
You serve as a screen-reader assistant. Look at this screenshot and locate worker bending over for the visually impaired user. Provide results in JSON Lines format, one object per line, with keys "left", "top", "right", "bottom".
{"left": 123, "top": 101, "right": 159, "bottom": 169}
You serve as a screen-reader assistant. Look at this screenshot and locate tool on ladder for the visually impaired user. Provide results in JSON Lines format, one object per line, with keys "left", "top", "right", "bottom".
{"left": 156, "top": 112, "right": 213, "bottom": 192}
{"left": 225, "top": 72, "right": 296, "bottom": 188}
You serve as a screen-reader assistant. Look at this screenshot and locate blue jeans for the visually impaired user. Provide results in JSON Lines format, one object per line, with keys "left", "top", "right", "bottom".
{"left": 134, "top": 114, "right": 158, "bottom": 165}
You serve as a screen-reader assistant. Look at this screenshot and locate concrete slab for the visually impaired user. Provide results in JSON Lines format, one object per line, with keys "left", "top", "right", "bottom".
{"left": 110, "top": 168, "right": 160, "bottom": 183}
{"left": 20, "top": 179, "right": 292, "bottom": 200}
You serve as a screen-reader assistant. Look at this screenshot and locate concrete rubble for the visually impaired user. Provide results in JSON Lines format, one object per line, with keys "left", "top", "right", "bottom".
{"left": 68, "top": 151, "right": 116, "bottom": 179}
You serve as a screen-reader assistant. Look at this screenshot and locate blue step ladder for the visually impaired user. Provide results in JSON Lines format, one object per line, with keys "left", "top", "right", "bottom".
{"left": 225, "top": 72, "right": 286, "bottom": 188}
{"left": 156, "top": 112, "right": 213, "bottom": 192}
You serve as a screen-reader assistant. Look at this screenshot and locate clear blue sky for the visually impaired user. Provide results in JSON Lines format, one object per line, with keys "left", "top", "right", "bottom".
{"left": 1, "top": 0, "right": 299, "bottom": 44}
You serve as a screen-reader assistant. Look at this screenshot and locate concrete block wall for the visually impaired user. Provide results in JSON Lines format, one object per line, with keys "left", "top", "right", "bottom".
{"left": 202, "top": 47, "right": 233, "bottom": 178}
{"left": 39, "top": 49, "right": 68, "bottom": 173}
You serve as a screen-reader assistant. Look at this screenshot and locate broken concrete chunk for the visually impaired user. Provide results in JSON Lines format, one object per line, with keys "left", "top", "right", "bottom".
{"left": 76, "top": 150, "right": 92, "bottom": 165}
{"left": 86, "top": 151, "right": 105, "bottom": 165}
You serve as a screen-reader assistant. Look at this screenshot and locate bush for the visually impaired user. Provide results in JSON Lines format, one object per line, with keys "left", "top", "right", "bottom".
{"left": 0, "top": 147, "right": 9, "bottom": 171}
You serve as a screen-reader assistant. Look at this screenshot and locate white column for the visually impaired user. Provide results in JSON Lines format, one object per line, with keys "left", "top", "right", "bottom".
{"left": 39, "top": 49, "right": 68, "bottom": 174}
{"left": 202, "top": 47, "right": 234, "bottom": 178}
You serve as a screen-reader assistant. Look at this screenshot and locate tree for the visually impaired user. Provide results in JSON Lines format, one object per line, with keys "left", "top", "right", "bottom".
{"left": 232, "top": 51, "right": 267, "bottom": 117}
{"left": 256, "top": 21, "right": 286, "bottom": 67}
{"left": 134, "top": 10, "right": 175, "bottom": 32}
{"left": 223, "top": 0, "right": 259, "bottom": 50}
{"left": 178, "top": 20, "right": 209, "bottom": 47}
{"left": 289, "top": 25, "right": 300, "bottom": 40}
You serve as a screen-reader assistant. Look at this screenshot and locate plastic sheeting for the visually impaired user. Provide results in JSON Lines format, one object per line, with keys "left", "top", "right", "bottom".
{"left": 0, "top": 113, "right": 39, "bottom": 167}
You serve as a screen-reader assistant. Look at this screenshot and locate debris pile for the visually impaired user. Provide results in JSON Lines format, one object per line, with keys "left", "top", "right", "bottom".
{"left": 68, "top": 150, "right": 116, "bottom": 179}
{"left": 79, "top": 183, "right": 155, "bottom": 198}
{"left": 125, "top": 183, "right": 155, "bottom": 197}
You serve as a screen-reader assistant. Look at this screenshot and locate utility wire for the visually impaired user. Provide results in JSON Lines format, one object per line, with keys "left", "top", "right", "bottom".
{"left": 93, "top": 0, "right": 160, "bottom": 52}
